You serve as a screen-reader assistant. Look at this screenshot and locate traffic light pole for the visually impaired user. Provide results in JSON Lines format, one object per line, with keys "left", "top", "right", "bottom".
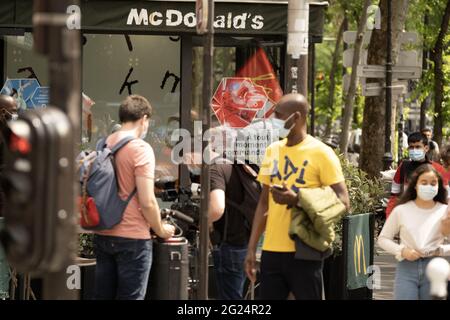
{"left": 383, "top": 0, "right": 393, "bottom": 170}
{"left": 286, "top": 1, "right": 309, "bottom": 97}
{"left": 33, "top": 0, "right": 80, "bottom": 300}
{"left": 199, "top": 0, "right": 214, "bottom": 300}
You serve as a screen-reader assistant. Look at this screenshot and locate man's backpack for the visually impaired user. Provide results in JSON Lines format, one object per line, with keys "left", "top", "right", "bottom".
{"left": 210, "top": 164, "right": 261, "bottom": 246}
{"left": 224, "top": 164, "right": 261, "bottom": 231}
{"left": 77, "top": 136, "right": 137, "bottom": 230}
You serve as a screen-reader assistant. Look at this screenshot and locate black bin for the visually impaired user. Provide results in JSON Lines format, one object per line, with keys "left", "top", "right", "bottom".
{"left": 147, "top": 238, "right": 189, "bottom": 300}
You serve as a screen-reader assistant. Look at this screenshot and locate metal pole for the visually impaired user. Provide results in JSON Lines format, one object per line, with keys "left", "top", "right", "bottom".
{"left": 199, "top": 0, "right": 214, "bottom": 300}
{"left": 397, "top": 96, "right": 404, "bottom": 162}
{"left": 287, "top": 0, "right": 309, "bottom": 96}
{"left": 383, "top": 0, "right": 393, "bottom": 170}
{"left": 420, "top": 13, "right": 429, "bottom": 131}
{"left": 309, "top": 43, "right": 315, "bottom": 136}
{"left": 33, "top": 0, "right": 80, "bottom": 300}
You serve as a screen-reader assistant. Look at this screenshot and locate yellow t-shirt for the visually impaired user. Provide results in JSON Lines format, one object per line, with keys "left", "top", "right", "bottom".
{"left": 257, "top": 135, "right": 345, "bottom": 252}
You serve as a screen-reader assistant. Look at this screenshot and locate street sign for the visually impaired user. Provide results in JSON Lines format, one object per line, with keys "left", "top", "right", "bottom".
{"left": 343, "top": 48, "right": 368, "bottom": 68}
{"left": 360, "top": 79, "right": 407, "bottom": 97}
{"left": 397, "top": 51, "right": 419, "bottom": 67}
{"left": 196, "top": 0, "right": 208, "bottom": 34}
{"left": 343, "top": 31, "right": 372, "bottom": 46}
{"left": 357, "top": 65, "right": 421, "bottom": 79}
{"left": 343, "top": 31, "right": 418, "bottom": 45}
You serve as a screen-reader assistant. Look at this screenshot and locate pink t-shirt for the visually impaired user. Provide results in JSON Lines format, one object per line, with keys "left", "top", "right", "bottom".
{"left": 96, "top": 132, "right": 155, "bottom": 240}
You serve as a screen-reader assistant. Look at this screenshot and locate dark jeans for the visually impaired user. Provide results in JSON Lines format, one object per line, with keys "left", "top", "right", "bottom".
{"left": 212, "top": 243, "right": 247, "bottom": 300}
{"left": 260, "top": 251, "right": 323, "bottom": 300}
{"left": 94, "top": 235, "right": 152, "bottom": 300}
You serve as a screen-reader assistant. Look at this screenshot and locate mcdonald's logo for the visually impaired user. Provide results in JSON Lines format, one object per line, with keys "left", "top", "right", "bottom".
{"left": 354, "top": 234, "right": 367, "bottom": 276}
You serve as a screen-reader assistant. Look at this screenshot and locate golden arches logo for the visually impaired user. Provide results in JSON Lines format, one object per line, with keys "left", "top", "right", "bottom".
{"left": 354, "top": 235, "right": 367, "bottom": 276}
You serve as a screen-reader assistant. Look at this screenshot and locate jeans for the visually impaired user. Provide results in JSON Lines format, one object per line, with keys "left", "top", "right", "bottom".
{"left": 212, "top": 243, "right": 247, "bottom": 300}
{"left": 94, "top": 235, "right": 152, "bottom": 300}
{"left": 394, "top": 258, "right": 434, "bottom": 300}
{"left": 259, "top": 251, "right": 323, "bottom": 300}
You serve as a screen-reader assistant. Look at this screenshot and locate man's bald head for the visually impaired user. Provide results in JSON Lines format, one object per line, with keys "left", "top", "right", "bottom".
{"left": 275, "top": 93, "right": 310, "bottom": 117}
{"left": 0, "top": 95, "right": 17, "bottom": 113}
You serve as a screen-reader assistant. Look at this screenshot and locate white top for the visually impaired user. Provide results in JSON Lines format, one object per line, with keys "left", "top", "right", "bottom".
{"left": 378, "top": 201, "right": 450, "bottom": 261}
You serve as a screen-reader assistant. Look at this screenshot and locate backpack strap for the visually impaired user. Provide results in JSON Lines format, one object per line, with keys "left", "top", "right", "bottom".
{"left": 110, "top": 136, "right": 136, "bottom": 154}
{"left": 110, "top": 136, "right": 138, "bottom": 201}
{"left": 95, "top": 137, "right": 107, "bottom": 152}
{"left": 224, "top": 165, "right": 261, "bottom": 226}
{"left": 126, "top": 188, "right": 137, "bottom": 202}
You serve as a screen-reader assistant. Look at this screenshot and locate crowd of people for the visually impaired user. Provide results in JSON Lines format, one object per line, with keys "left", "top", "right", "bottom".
{"left": 1, "top": 92, "right": 449, "bottom": 301}
{"left": 380, "top": 129, "right": 450, "bottom": 300}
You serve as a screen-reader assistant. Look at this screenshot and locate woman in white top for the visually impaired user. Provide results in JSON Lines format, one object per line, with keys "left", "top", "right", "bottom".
{"left": 378, "top": 164, "right": 450, "bottom": 300}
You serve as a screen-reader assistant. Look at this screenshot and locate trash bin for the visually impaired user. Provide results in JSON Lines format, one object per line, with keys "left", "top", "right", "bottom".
{"left": 147, "top": 238, "right": 189, "bottom": 300}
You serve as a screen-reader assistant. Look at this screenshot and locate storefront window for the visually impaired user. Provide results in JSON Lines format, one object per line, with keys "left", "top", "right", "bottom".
{"left": 82, "top": 34, "right": 181, "bottom": 180}
{"left": 3, "top": 33, "right": 49, "bottom": 109}
{"left": 192, "top": 41, "right": 283, "bottom": 128}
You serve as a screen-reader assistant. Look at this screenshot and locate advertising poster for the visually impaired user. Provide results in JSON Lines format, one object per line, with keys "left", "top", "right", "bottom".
{"left": 0, "top": 78, "right": 48, "bottom": 109}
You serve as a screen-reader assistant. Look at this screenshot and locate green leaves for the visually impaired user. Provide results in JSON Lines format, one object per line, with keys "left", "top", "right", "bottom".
{"left": 332, "top": 151, "right": 385, "bottom": 254}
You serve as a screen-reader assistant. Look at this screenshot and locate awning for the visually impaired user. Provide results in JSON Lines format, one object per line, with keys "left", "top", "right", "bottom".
{"left": 0, "top": 1, "right": 326, "bottom": 41}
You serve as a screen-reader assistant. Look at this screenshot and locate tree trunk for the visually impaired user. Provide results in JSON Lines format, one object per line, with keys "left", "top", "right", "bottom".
{"left": 324, "top": 16, "right": 346, "bottom": 138}
{"left": 431, "top": 0, "right": 450, "bottom": 147}
{"left": 359, "top": 0, "right": 409, "bottom": 178}
{"left": 339, "top": 0, "right": 371, "bottom": 155}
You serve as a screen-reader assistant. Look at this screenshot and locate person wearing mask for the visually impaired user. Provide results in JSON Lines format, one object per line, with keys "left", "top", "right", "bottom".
{"left": 386, "top": 132, "right": 449, "bottom": 218}
{"left": 378, "top": 164, "right": 450, "bottom": 300}
{"left": 244, "top": 93, "right": 350, "bottom": 300}
{"left": 421, "top": 128, "right": 440, "bottom": 162}
{"left": 209, "top": 162, "right": 261, "bottom": 300}
{"left": 440, "top": 145, "right": 450, "bottom": 184}
{"left": 93, "top": 95, "right": 175, "bottom": 300}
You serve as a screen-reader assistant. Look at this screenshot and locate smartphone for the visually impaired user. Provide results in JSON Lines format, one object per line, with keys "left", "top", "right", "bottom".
{"left": 271, "top": 184, "right": 285, "bottom": 191}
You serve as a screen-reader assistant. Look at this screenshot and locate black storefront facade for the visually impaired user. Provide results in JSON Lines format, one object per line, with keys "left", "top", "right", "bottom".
{"left": 0, "top": 0, "right": 327, "bottom": 185}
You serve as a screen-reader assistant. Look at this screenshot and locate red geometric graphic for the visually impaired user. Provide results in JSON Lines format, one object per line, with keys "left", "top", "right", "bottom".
{"left": 211, "top": 77, "right": 273, "bottom": 128}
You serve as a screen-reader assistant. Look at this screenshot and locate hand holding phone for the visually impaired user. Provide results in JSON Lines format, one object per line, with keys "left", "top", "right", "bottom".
{"left": 271, "top": 184, "right": 285, "bottom": 191}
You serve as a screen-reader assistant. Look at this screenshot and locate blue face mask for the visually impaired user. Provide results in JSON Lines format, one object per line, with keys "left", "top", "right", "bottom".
{"left": 417, "top": 184, "right": 439, "bottom": 201}
{"left": 409, "top": 149, "right": 425, "bottom": 161}
{"left": 270, "top": 114, "right": 296, "bottom": 139}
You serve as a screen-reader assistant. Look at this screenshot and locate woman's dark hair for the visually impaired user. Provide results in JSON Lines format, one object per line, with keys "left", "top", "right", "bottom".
{"left": 397, "top": 164, "right": 448, "bottom": 206}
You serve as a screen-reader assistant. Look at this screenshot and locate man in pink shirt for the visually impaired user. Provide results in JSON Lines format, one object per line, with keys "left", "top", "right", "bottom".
{"left": 94, "top": 95, "right": 175, "bottom": 300}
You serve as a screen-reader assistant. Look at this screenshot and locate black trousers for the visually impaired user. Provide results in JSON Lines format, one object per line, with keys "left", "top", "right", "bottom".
{"left": 259, "top": 251, "right": 323, "bottom": 300}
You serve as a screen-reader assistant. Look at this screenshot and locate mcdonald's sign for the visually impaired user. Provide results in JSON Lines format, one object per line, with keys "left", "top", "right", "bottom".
{"left": 354, "top": 234, "right": 367, "bottom": 276}
{"left": 346, "top": 214, "right": 371, "bottom": 290}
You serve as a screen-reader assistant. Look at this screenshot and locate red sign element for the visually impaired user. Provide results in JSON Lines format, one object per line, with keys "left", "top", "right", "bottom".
{"left": 211, "top": 77, "right": 272, "bottom": 128}
{"left": 236, "top": 47, "right": 283, "bottom": 112}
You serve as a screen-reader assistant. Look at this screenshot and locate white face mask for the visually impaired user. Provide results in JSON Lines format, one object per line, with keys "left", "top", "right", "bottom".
{"left": 416, "top": 184, "right": 439, "bottom": 201}
{"left": 140, "top": 119, "right": 149, "bottom": 140}
{"left": 271, "top": 114, "right": 296, "bottom": 139}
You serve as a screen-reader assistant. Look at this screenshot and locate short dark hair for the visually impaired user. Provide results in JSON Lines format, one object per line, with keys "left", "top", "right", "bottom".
{"left": 408, "top": 132, "right": 428, "bottom": 146}
{"left": 421, "top": 128, "right": 432, "bottom": 133}
{"left": 441, "top": 145, "right": 450, "bottom": 166}
{"left": 397, "top": 164, "right": 448, "bottom": 206}
{"left": 119, "top": 95, "right": 152, "bottom": 123}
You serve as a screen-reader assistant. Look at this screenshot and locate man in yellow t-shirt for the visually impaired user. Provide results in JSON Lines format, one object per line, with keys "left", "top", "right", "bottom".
{"left": 245, "top": 93, "right": 349, "bottom": 300}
